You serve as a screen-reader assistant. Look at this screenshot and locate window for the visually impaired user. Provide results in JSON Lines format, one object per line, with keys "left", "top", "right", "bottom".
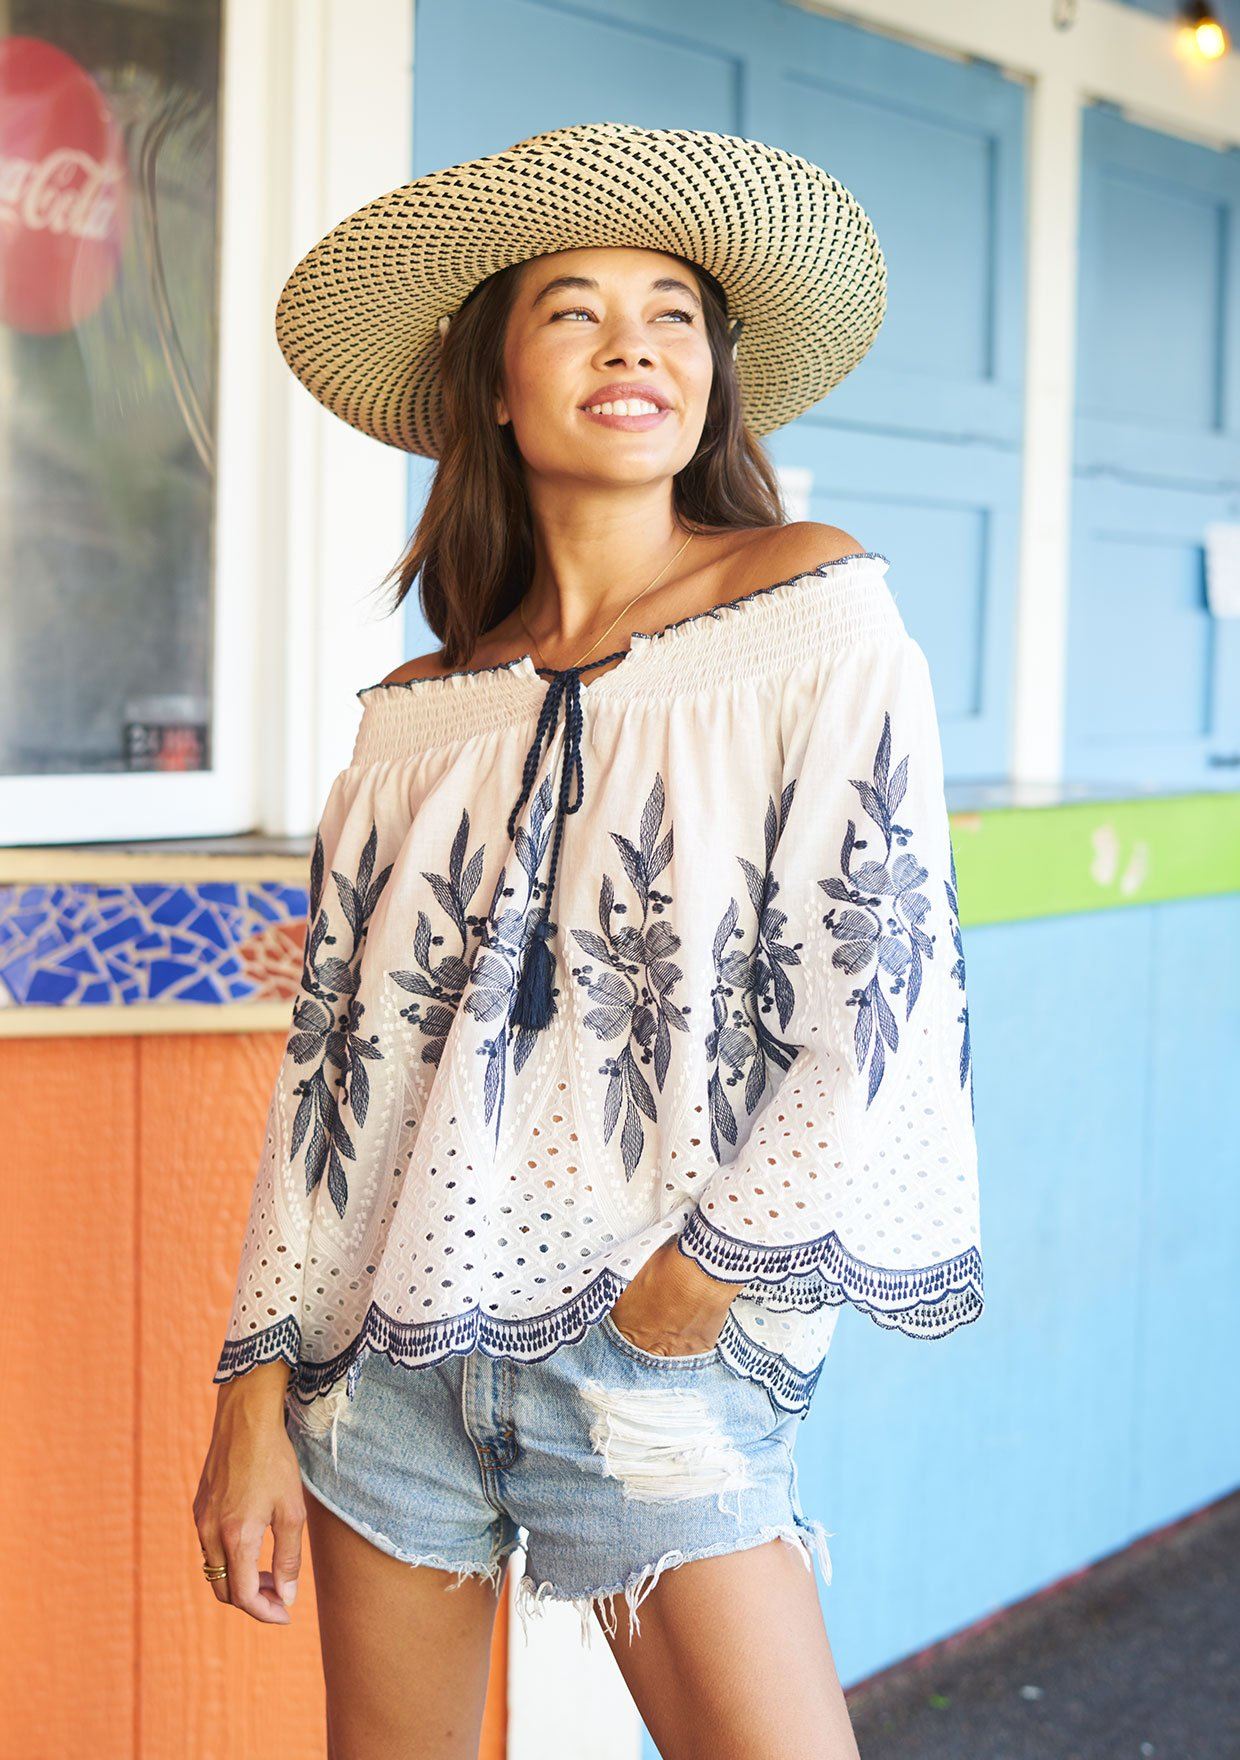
{"left": 0, "top": 2, "right": 221, "bottom": 784}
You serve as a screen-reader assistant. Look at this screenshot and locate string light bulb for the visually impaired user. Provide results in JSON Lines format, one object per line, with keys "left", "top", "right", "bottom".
{"left": 1179, "top": 1, "right": 1229, "bottom": 60}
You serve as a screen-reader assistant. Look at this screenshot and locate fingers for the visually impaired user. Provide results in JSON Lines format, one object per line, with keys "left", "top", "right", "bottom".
{"left": 270, "top": 1499, "right": 306, "bottom": 1609}
{"left": 194, "top": 1406, "right": 306, "bottom": 1623}
{"left": 197, "top": 1527, "right": 233, "bottom": 1606}
{"left": 221, "top": 1517, "right": 292, "bottom": 1624}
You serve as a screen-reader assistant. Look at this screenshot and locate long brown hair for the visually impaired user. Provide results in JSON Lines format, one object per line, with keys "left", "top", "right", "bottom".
{"left": 374, "top": 252, "right": 786, "bottom": 667}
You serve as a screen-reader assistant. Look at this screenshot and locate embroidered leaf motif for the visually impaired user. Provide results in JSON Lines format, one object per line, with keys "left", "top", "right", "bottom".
{"left": 389, "top": 807, "right": 490, "bottom": 1070}
{"left": 287, "top": 822, "right": 392, "bottom": 1218}
{"left": 945, "top": 838, "right": 975, "bottom": 1123}
{"left": 705, "top": 779, "right": 802, "bottom": 1162}
{"left": 568, "top": 772, "right": 690, "bottom": 1181}
{"left": 818, "top": 710, "right": 935, "bottom": 1106}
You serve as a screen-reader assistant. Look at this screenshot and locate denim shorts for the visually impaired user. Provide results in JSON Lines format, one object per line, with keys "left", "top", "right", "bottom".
{"left": 284, "top": 1312, "right": 834, "bottom": 1644}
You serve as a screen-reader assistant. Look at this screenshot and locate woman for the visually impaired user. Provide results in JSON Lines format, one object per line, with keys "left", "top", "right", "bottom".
{"left": 195, "top": 122, "right": 983, "bottom": 1760}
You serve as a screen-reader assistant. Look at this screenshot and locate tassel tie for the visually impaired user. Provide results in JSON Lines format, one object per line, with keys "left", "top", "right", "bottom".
{"left": 505, "top": 651, "right": 625, "bottom": 1033}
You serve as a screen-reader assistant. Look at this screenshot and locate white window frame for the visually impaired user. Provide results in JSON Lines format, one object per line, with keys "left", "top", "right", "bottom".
{"left": 3, "top": 0, "right": 412, "bottom": 846}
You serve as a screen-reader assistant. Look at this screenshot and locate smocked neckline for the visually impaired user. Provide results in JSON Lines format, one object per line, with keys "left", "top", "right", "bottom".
{"left": 355, "top": 549, "right": 891, "bottom": 702}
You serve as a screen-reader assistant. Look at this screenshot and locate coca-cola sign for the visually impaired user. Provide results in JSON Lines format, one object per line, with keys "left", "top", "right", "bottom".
{"left": 0, "top": 36, "right": 130, "bottom": 334}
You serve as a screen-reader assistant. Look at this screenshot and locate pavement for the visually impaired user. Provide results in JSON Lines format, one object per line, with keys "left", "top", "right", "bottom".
{"left": 847, "top": 1489, "right": 1240, "bottom": 1759}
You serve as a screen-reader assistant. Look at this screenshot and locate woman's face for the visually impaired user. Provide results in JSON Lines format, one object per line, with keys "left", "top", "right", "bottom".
{"left": 495, "top": 246, "right": 715, "bottom": 489}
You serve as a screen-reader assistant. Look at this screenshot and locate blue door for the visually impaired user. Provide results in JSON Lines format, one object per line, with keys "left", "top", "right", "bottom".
{"left": 1068, "top": 103, "right": 1240, "bottom": 791}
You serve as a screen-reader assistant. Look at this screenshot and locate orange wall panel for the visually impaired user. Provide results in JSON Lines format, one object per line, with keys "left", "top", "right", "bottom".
{"left": 2, "top": 1035, "right": 138, "bottom": 1758}
{"left": 140, "top": 1030, "right": 329, "bottom": 1760}
{"left": 3, "top": 1029, "right": 507, "bottom": 1760}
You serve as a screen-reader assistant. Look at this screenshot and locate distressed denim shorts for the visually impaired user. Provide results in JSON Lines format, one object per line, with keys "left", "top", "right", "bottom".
{"left": 284, "top": 1311, "right": 834, "bottom": 1644}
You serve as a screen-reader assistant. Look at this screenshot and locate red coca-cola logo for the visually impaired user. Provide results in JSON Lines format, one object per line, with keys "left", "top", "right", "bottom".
{"left": 0, "top": 36, "right": 130, "bottom": 334}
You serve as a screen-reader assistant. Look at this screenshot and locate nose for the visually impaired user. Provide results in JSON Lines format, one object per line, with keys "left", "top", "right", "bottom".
{"left": 594, "top": 315, "right": 657, "bottom": 369}
{"left": 602, "top": 349, "right": 655, "bottom": 368}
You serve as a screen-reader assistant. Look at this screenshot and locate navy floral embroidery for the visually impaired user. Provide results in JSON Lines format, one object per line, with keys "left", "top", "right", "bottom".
{"left": 706, "top": 781, "right": 803, "bottom": 1161}
{"left": 818, "top": 710, "right": 935, "bottom": 1105}
{"left": 389, "top": 808, "right": 488, "bottom": 1069}
{"left": 288, "top": 823, "right": 392, "bottom": 1216}
{"left": 945, "top": 838, "right": 975, "bottom": 1123}
{"left": 464, "top": 776, "right": 558, "bottom": 1139}
{"left": 568, "top": 773, "right": 691, "bottom": 1179}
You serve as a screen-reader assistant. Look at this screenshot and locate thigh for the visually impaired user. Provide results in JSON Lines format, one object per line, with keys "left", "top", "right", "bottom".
{"left": 285, "top": 1350, "right": 521, "bottom": 1760}
{"left": 601, "top": 1533, "right": 859, "bottom": 1760}
{"left": 303, "top": 1485, "right": 502, "bottom": 1760}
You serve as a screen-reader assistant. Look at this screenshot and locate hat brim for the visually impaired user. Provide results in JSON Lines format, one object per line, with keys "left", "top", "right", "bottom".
{"left": 274, "top": 120, "right": 887, "bottom": 458}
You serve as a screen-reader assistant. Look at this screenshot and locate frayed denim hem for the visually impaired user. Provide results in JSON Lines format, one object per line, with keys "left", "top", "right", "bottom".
{"left": 296, "top": 1461, "right": 517, "bottom": 1593}
{"left": 514, "top": 1513, "right": 834, "bottom": 1648}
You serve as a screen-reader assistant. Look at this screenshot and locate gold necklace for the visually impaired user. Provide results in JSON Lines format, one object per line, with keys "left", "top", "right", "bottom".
{"left": 517, "top": 529, "right": 697, "bottom": 676}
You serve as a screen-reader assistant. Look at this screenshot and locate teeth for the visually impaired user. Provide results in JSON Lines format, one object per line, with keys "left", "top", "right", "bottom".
{"left": 586, "top": 400, "right": 661, "bottom": 416}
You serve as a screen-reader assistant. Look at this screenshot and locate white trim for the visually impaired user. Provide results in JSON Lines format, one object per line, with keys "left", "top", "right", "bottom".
{"left": 1012, "top": 63, "right": 1083, "bottom": 784}
{"left": 253, "top": 0, "right": 413, "bottom": 835}
{"left": 506, "top": 1555, "right": 643, "bottom": 1760}
{"left": 789, "top": 0, "right": 1240, "bottom": 784}
{"left": 0, "top": 1002, "right": 296, "bottom": 1041}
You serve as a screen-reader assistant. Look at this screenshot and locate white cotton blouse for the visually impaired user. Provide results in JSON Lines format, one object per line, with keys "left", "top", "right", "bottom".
{"left": 214, "top": 551, "right": 983, "bottom": 1420}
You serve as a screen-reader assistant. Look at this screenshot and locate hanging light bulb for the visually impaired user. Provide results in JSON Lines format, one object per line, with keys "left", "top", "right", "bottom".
{"left": 1179, "top": 1, "right": 1229, "bottom": 59}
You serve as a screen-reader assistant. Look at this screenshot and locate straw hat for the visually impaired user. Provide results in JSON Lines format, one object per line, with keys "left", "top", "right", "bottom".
{"left": 274, "top": 120, "right": 887, "bottom": 458}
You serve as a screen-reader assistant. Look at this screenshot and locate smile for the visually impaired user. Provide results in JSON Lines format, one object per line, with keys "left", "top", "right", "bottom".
{"left": 580, "top": 401, "right": 671, "bottom": 431}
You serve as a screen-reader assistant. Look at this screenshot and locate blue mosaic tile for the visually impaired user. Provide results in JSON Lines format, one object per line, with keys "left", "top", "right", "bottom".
{"left": 0, "top": 879, "right": 310, "bottom": 1010}
{"left": 192, "top": 908, "right": 230, "bottom": 951}
{"left": 182, "top": 975, "right": 225, "bottom": 1004}
{"left": 149, "top": 887, "right": 196, "bottom": 925}
{"left": 62, "top": 947, "right": 99, "bottom": 975}
{"left": 97, "top": 916, "right": 140, "bottom": 952}
{"left": 28, "top": 968, "right": 77, "bottom": 1004}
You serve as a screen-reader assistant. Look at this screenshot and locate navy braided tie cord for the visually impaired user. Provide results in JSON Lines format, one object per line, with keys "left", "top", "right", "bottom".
{"left": 505, "top": 648, "right": 626, "bottom": 1030}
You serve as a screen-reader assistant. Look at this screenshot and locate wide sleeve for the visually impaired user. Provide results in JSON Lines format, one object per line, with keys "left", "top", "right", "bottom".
{"left": 212, "top": 759, "right": 383, "bottom": 1385}
{"left": 676, "top": 626, "right": 983, "bottom": 1341}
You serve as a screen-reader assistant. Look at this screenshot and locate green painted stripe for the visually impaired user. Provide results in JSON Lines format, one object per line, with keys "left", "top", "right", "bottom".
{"left": 950, "top": 792, "right": 1240, "bottom": 925}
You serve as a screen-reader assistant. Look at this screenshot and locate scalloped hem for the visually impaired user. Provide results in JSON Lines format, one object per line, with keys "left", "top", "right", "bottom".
{"left": 213, "top": 1256, "right": 842, "bottom": 1426}
{"left": 214, "top": 1227, "right": 979, "bottom": 1427}
{"left": 677, "top": 1206, "right": 985, "bottom": 1342}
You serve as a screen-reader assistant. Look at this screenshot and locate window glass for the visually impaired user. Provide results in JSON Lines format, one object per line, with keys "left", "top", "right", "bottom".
{"left": 0, "top": 0, "right": 220, "bottom": 776}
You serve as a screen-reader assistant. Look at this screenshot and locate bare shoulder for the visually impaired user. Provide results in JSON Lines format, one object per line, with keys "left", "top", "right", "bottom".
{"left": 728, "top": 522, "right": 870, "bottom": 592}
{"left": 374, "top": 649, "right": 456, "bottom": 687}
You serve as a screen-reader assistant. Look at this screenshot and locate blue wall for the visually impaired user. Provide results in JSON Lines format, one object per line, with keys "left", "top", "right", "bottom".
{"left": 804, "top": 891, "right": 1240, "bottom": 1681}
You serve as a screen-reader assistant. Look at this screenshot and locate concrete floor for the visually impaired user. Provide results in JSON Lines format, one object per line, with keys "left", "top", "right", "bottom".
{"left": 847, "top": 1489, "right": 1240, "bottom": 1759}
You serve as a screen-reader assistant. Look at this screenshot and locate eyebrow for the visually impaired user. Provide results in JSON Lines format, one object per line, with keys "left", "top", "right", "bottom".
{"left": 528, "top": 273, "right": 702, "bottom": 311}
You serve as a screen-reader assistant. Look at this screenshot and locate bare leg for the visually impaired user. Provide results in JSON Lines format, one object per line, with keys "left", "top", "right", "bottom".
{"left": 598, "top": 1536, "right": 860, "bottom": 1760}
{"left": 302, "top": 1482, "right": 504, "bottom": 1760}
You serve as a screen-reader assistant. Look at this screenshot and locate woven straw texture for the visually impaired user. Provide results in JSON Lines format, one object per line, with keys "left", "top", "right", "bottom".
{"left": 274, "top": 120, "right": 887, "bottom": 457}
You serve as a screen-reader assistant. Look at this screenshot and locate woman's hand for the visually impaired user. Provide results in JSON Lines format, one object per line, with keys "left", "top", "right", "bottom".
{"left": 193, "top": 1362, "right": 306, "bottom": 1623}
{"left": 608, "top": 1235, "right": 739, "bottom": 1356}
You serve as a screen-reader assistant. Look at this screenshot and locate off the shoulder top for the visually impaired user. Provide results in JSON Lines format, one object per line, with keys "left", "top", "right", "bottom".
{"left": 214, "top": 551, "right": 983, "bottom": 1450}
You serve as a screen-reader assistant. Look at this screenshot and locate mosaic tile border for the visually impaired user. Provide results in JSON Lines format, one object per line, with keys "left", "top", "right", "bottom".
{"left": 0, "top": 879, "right": 308, "bottom": 1009}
